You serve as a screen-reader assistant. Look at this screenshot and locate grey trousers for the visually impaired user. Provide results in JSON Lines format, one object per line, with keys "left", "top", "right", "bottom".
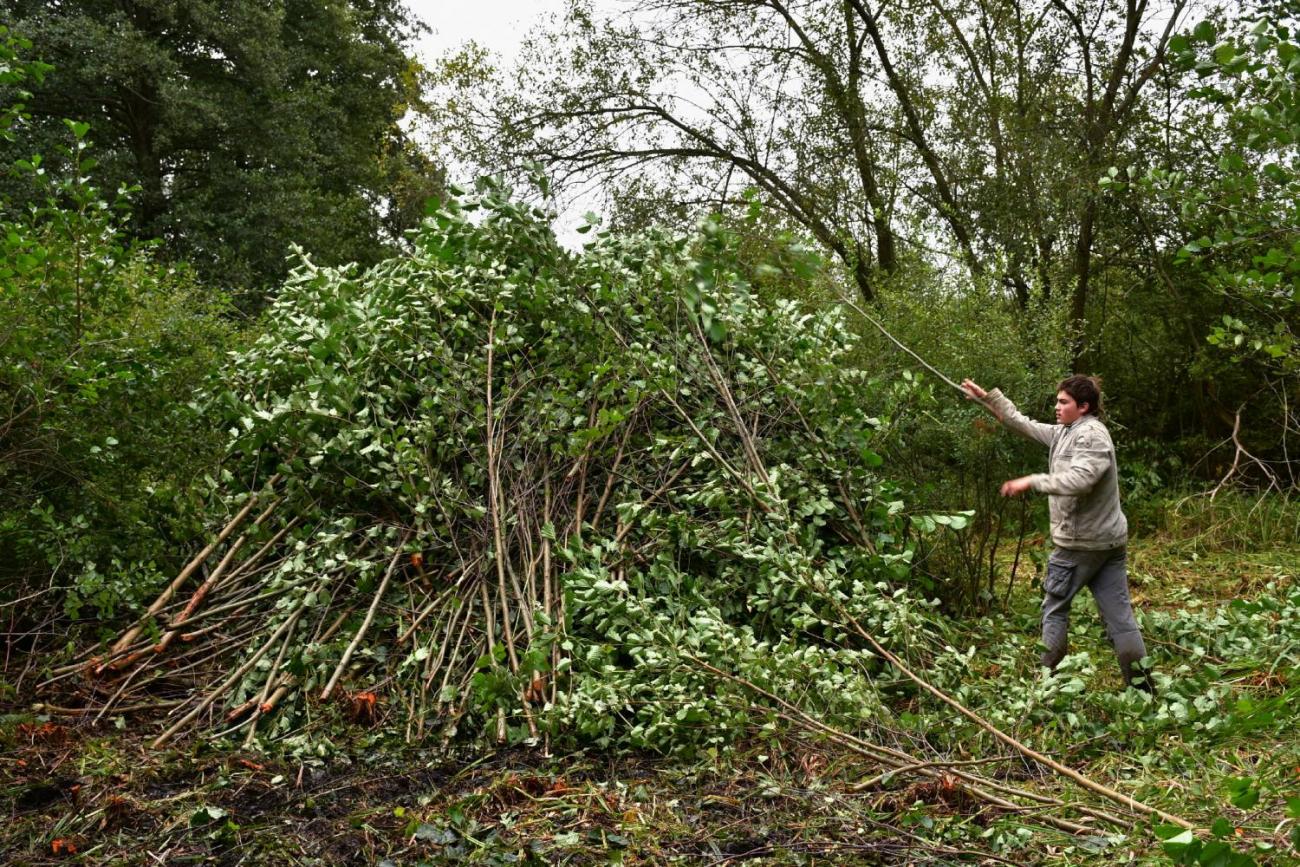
{"left": 1042, "top": 546, "right": 1148, "bottom": 684}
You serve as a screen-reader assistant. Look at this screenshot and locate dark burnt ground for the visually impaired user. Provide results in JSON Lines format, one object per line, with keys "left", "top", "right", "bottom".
{"left": 0, "top": 710, "right": 1011, "bottom": 866}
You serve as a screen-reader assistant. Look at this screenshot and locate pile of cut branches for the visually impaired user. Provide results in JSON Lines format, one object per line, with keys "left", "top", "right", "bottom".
{"left": 46, "top": 186, "right": 920, "bottom": 751}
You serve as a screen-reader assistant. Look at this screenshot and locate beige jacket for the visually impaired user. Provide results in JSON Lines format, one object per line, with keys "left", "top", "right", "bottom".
{"left": 984, "top": 389, "right": 1128, "bottom": 550}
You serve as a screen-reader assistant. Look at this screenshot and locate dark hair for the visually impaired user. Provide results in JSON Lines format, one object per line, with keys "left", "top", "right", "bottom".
{"left": 1057, "top": 374, "right": 1102, "bottom": 416}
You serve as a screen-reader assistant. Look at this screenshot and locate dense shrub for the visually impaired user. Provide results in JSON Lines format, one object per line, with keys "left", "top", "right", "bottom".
{"left": 0, "top": 106, "right": 232, "bottom": 622}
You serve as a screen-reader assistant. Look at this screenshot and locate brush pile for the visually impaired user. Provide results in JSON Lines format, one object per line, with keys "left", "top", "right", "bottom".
{"left": 54, "top": 186, "right": 932, "bottom": 751}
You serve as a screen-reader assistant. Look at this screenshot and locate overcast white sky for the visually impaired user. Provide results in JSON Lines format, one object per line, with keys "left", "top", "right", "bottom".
{"left": 407, "top": 1, "right": 571, "bottom": 67}
{"left": 404, "top": 1, "right": 605, "bottom": 243}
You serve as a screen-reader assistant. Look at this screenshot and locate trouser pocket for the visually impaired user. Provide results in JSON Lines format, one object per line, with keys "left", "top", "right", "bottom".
{"left": 1044, "top": 560, "right": 1075, "bottom": 597}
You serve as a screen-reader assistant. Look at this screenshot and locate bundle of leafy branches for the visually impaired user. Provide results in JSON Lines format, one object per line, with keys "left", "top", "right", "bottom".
{"left": 61, "top": 182, "right": 939, "bottom": 755}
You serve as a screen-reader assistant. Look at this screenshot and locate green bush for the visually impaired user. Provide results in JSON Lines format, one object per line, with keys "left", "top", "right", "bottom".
{"left": 0, "top": 107, "right": 232, "bottom": 622}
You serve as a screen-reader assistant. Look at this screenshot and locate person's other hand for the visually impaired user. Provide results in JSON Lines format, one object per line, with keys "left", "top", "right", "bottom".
{"left": 1000, "top": 476, "right": 1033, "bottom": 497}
{"left": 961, "top": 378, "right": 987, "bottom": 401}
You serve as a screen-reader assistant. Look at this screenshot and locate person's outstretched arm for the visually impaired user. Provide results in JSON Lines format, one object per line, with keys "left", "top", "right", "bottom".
{"left": 961, "top": 379, "right": 1055, "bottom": 448}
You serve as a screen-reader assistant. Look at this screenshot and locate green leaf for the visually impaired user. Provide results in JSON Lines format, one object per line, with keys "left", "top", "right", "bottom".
{"left": 1198, "top": 840, "right": 1232, "bottom": 866}
{"left": 1162, "top": 829, "right": 1196, "bottom": 853}
{"left": 190, "top": 805, "right": 228, "bottom": 826}
{"left": 1218, "top": 152, "right": 1246, "bottom": 172}
{"left": 413, "top": 823, "right": 454, "bottom": 843}
{"left": 1194, "top": 21, "right": 1218, "bottom": 43}
{"left": 1227, "top": 778, "right": 1260, "bottom": 809}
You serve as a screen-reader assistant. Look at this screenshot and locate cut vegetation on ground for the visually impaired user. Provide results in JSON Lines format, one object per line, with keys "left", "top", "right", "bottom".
{"left": 5, "top": 526, "right": 1298, "bottom": 865}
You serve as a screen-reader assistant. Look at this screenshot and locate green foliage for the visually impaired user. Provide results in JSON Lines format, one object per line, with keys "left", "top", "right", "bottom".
{"left": 1166, "top": 16, "right": 1300, "bottom": 376}
{"left": 0, "top": 112, "right": 231, "bottom": 620}
{"left": 1157, "top": 820, "right": 1260, "bottom": 867}
{"left": 0, "top": 25, "right": 51, "bottom": 142}
{"left": 1100, "top": 12, "right": 1300, "bottom": 487}
{"left": 192, "top": 182, "right": 947, "bottom": 751}
{"left": 1, "top": 0, "right": 441, "bottom": 295}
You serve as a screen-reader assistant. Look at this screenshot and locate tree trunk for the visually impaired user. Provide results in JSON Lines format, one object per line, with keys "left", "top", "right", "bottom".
{"left": 872, "top": 208, "right": 897, "bottom": 274}
{"left": 849, "top": 0, "right": 981, "bottom": 275}
{"left": 852, "top": 244, "right": 875, "bottom": 306}
{"left": 1035, "top": 231, "right": 1055, "bottom": 302}
{"left": 842, "top": 1, "right": 897, "bottom": 275}
{"left": 1069, "top": 194, "right": 1097, "bottom": 371}
{"left": 124, "top": 83, "right": 166, "bottom": 236}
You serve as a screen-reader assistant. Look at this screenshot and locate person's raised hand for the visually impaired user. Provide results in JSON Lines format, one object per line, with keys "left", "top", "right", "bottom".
{"left": 961, "top": 378, "right": 987, "bottom": 401}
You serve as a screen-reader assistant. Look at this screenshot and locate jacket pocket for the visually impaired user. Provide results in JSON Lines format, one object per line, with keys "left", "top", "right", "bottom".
{"left": 1044, "top": 561, "right": 1075, "bottom": 597}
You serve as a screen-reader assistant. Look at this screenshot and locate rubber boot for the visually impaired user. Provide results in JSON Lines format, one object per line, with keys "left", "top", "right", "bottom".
{"left": 1122, "top": 658, "right": 1157, "bottom": 695}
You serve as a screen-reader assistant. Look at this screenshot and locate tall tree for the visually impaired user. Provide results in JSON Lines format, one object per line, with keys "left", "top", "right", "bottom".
{"left": 469, "top": 0, "right": 906, "bottom": 302}
{"left": 461, "top": 0, "right": 1187, "bottom": 333}
{"left": 1, "top": 0, "right": 442, "bottom": 292}
{"left": 877, "top": 0, "right": 1188, "bottom": 364}
{"left": 1042, "top": 0, "right": 1187, "bottom": 363}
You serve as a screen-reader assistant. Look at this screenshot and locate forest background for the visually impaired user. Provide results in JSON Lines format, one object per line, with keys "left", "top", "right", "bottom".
{"left": 1, "top": 0, "right": 1298, "bottom": 864}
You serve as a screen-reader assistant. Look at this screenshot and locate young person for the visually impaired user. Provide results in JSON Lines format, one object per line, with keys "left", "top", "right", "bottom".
{"left": 960, "top": 375, "right": 1154, "bottom": 692}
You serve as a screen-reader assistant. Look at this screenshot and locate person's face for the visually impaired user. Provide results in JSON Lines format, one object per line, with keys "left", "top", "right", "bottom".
{"left": 1055, "top": 390, "right": 1087, "bottom": 425}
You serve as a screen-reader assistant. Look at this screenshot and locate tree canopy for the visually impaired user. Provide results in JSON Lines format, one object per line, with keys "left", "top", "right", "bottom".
{"left": 0, "top": 0, "right": 442, "bottom": 293}
{"left": 463, "top": 0, "right": 1186, "bottom": 328}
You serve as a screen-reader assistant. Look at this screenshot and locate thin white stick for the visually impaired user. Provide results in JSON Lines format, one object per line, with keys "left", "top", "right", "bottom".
{"left": 319, "top": 532, "right": 410, "bottom": 701}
